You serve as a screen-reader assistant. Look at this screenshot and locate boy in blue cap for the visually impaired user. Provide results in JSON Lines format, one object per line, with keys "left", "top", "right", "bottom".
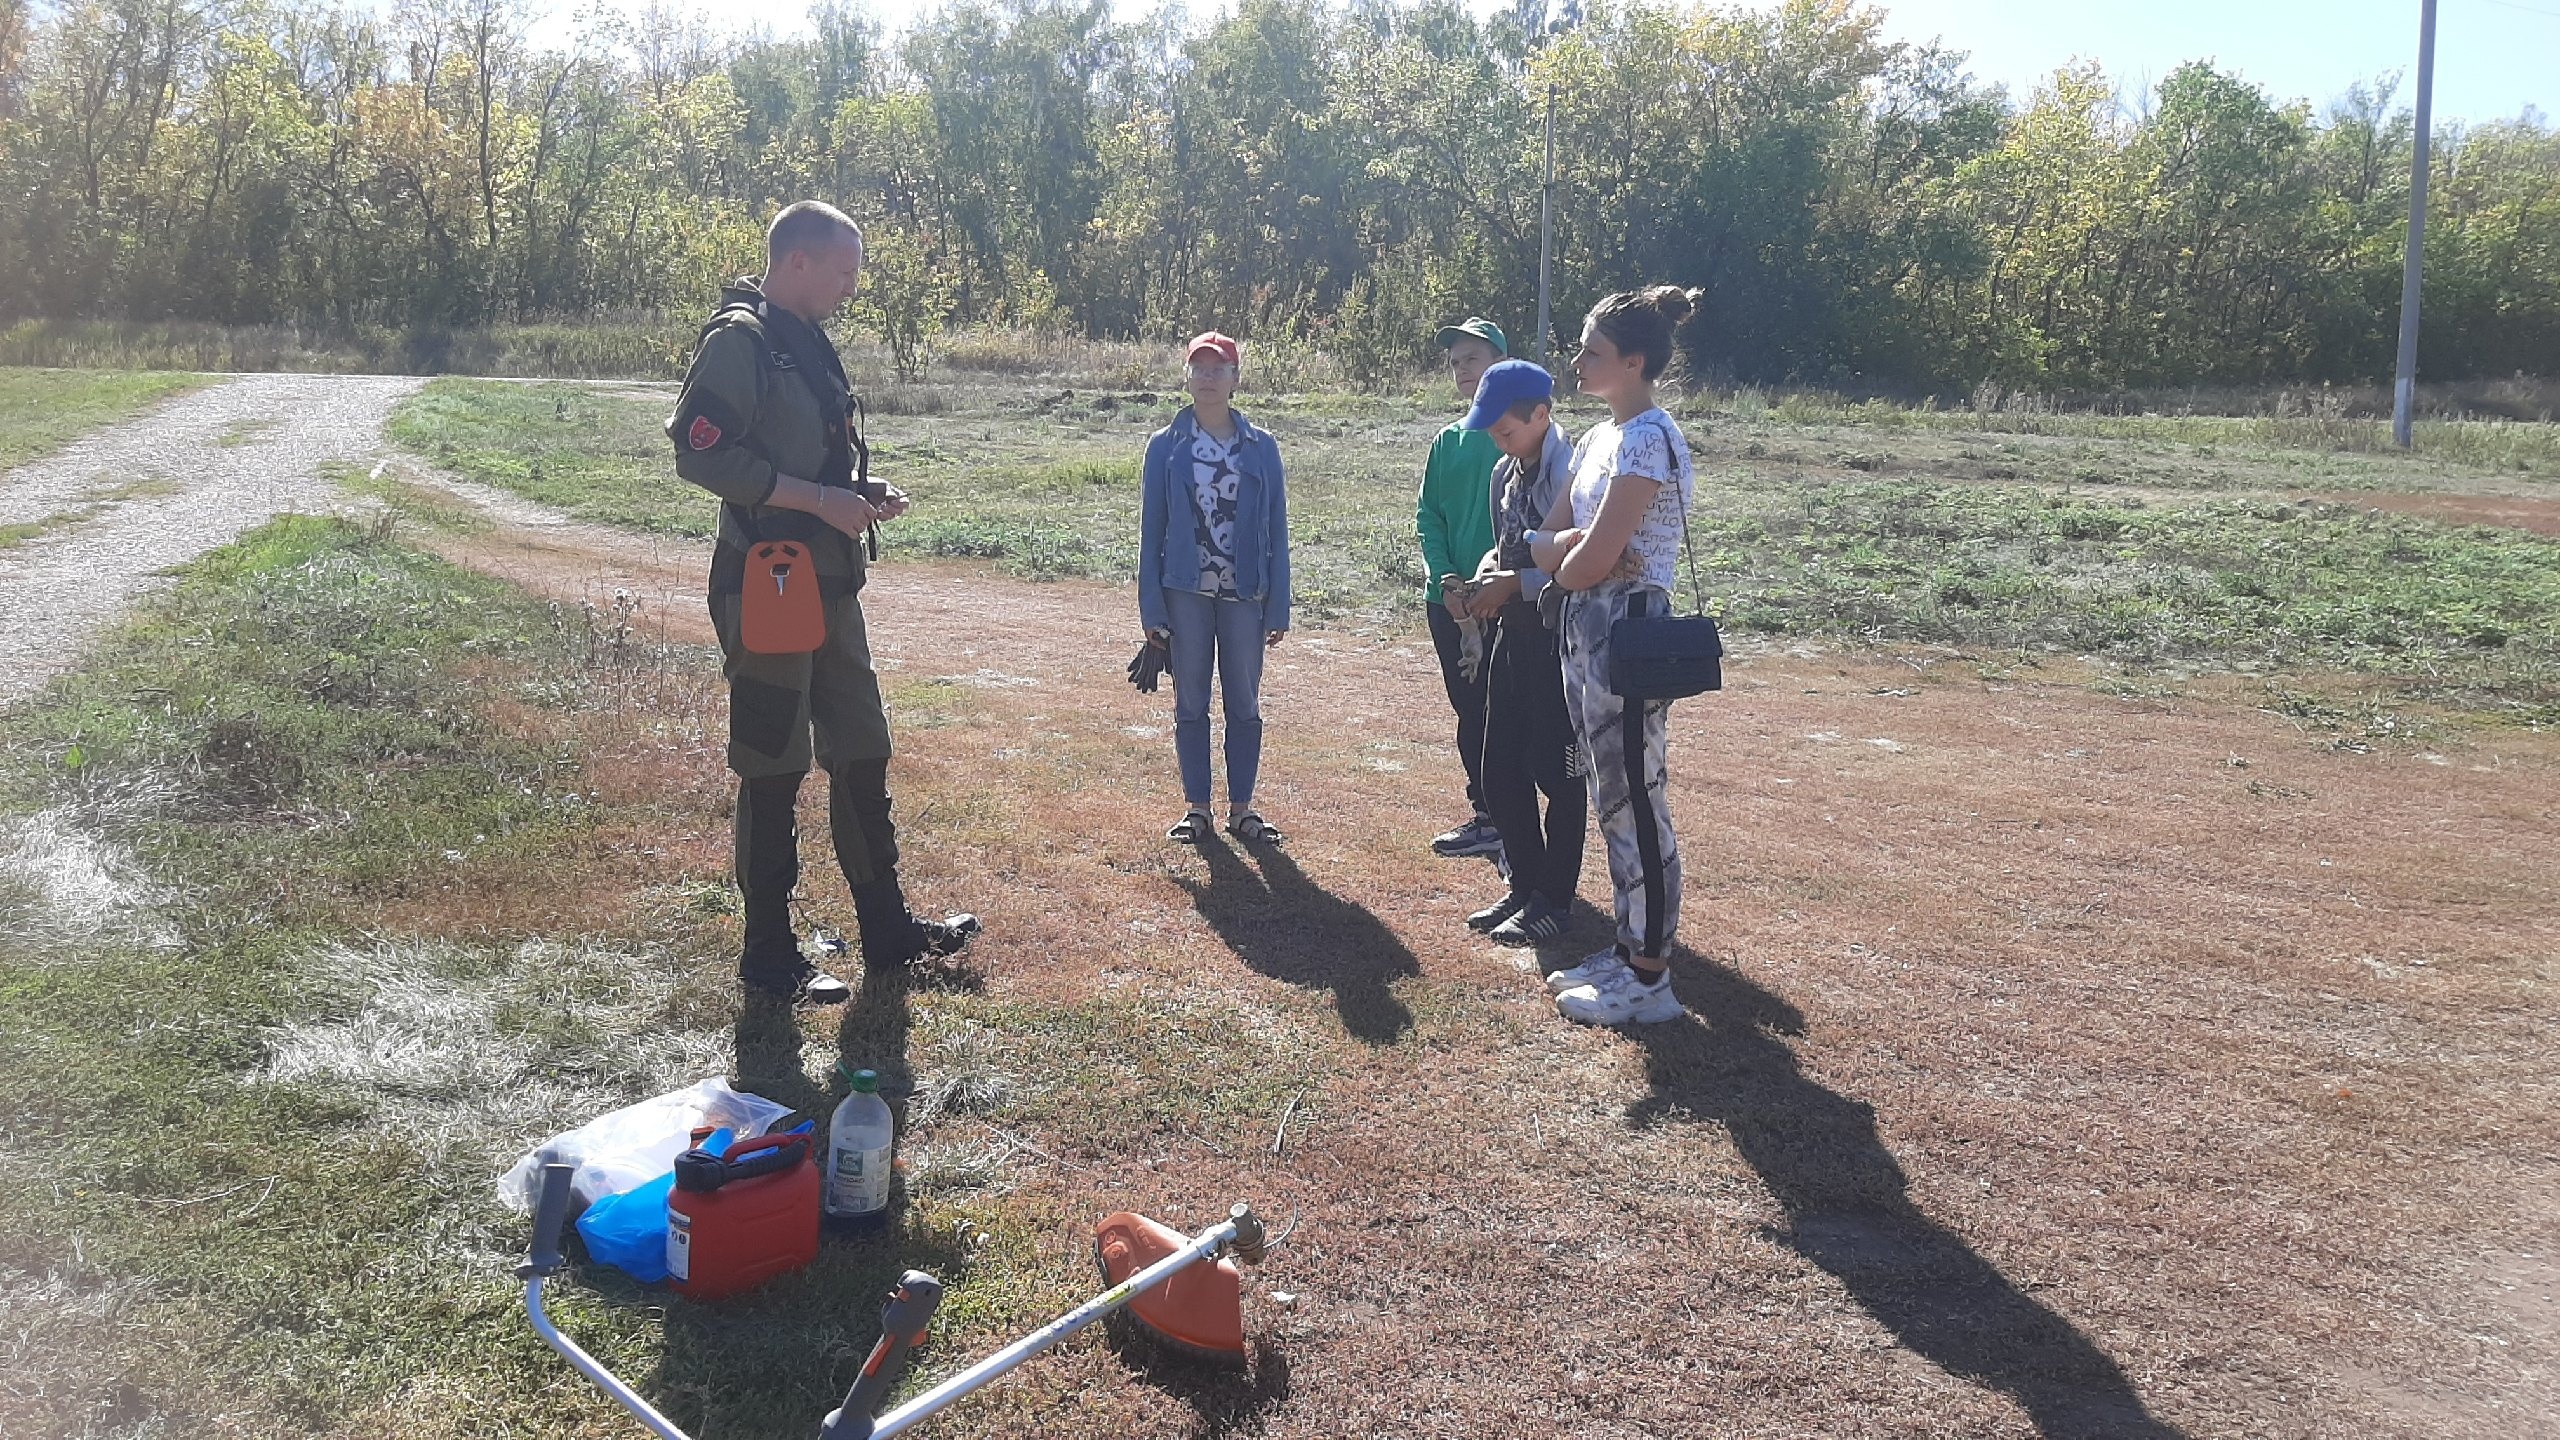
{"left": 1418, "top": 317, "right": 1508, "bottom": 858}
{"left": 1458, "top": 358, "right": 1584, "bottom": 944}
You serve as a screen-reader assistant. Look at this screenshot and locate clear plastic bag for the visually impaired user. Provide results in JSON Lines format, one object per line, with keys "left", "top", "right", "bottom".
{"left": 496, "top": 1078, "right": 794, "bottom": 1213}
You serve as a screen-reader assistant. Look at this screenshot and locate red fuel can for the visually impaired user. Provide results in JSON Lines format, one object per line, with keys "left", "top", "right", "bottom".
{"left": 666, "top": 1131, "right": 819, "bottom": 1301}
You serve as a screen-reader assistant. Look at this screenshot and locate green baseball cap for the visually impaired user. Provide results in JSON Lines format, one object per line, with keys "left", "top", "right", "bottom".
{"left": 1435, "top": 317, "right": 1509, "bottom": 355}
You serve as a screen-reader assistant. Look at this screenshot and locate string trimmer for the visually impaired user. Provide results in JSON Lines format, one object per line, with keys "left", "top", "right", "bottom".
{"left": 516, "top": 1162, "right": 1275, "bottom": 1438}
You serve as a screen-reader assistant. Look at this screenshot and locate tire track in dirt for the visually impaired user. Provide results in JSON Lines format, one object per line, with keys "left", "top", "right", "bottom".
{"left": 379, "top": 460, "right": 723, "bottom": 645}
{"left": 2311, "top": 489, "right": 2560, "bottom": 538}
{"left": 0, "top": 372, "right": 424, "bottom": 707}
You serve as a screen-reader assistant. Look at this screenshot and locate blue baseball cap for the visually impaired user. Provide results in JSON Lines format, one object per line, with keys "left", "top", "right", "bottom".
{"left": 1462, "top": 358, "right": 1556, "bottom": 430}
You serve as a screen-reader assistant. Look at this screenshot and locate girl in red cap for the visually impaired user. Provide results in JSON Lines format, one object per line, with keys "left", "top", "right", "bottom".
{"left": 1137, "top": 332, "right": 1293, "bottom": 844}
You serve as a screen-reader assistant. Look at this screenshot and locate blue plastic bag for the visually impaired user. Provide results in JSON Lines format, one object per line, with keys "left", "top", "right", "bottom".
{"left": 577, "top": 1127, "right": 732, "bottom": 1282}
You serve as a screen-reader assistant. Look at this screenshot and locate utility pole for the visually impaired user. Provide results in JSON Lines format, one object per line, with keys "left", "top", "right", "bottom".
{"left": 1534, "top": 2, "right": 1580, "bottom": 367}
{"left": 2392, "top": 0, "right": 2437, "bottom": 449}
{"left": 1537, "top": 79, "right": 1555, "bottom": 365}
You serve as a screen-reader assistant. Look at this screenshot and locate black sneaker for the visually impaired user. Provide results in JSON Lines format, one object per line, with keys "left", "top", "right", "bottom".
{"left": 1431, "top": 816, "right": 1503, "bottom": 858}
{"left": 867, "top": 912, "right": 982, "bottom": 970}
{"left": 743, "top": 960, "right": 852, "bottom": 1006}
{"left": 1490, "top": 896, "right": 1568, "bottom": 947}
{"left": 918, "top": 913, "right": 982, "bottom": 957}
{"left": 1467, "top": 894, "right": 1528, "bottom": 933}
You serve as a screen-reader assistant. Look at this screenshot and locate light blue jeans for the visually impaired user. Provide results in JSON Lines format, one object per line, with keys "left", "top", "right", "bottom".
{"left": 1163, "top": 587, "right": 1267, "bottom": 810}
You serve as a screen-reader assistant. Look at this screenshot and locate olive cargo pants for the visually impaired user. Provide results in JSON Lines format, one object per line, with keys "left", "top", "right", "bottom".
{"left": 714, "top": 586, "right": 903, "bottom": 978}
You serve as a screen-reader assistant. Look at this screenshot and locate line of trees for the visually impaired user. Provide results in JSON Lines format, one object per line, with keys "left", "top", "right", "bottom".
{"left": 1, "top": 0, "right": 2554, "bottom": 391}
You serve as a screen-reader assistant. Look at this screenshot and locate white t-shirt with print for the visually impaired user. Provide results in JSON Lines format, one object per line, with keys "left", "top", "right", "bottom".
{"left": 1567, "top": 407, "right": 1694, "bottom": 594}
{"left": 1188, "top": 429, "right": 1243, "bottom": 598}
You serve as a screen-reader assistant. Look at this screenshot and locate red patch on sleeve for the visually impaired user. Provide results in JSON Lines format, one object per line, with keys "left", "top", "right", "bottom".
{"left": 687, "top": 415, "right": 722, "bottom": 451}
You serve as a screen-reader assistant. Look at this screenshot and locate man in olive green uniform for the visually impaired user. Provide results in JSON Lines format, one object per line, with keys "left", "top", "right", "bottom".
{"left": 668, "top": 200, "right": 977, "bottom": 1004}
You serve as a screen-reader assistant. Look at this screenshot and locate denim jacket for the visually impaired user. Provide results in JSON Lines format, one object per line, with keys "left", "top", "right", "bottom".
{"left": 1491, "top": 421, "right": 1575, "bottom": 603}
{"left": 1138, "top": 405, "right": 1293, "bottom": 635}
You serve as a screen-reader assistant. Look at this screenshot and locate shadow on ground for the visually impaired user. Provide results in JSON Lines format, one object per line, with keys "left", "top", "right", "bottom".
{"left": 1177, "top": 837, "right": 1419, "bottom": 1044}
{"left": 671, "top": 973, "right": 975, "bottom": 1437}
{"left": 733, "top": 987, "right": 836, "bottom": 1117}
{"left": 648, "top": 1217, "right": 972, "bottom": 1438}
{"left": 732, "top": 949, "right": 966, "bottom": 1114}
{"left": 1633, "top": 952, "right": 2186, "bottom": 1440}
{"left": 1114, "top": 1332, "right": 1293, "bottom": 1438}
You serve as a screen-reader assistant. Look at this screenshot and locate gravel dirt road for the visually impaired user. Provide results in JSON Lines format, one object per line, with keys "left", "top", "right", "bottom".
{"left": 0, "top": 373, "right": 422, "bottom": 706}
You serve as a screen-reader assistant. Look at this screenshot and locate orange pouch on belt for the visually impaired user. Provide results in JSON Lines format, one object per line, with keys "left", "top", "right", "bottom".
{"left": 741, "top": 541, "right": 826, "bottom": 654}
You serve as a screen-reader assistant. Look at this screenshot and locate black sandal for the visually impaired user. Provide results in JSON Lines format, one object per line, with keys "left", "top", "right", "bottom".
{"left": 1167, "top": 809, "right": 1212, "bottom": 842}
{"left": 1226, "top": 811, "right": 1284, "bottom": 846}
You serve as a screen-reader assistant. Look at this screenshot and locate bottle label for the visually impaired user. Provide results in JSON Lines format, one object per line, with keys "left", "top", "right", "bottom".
{"left": 827, "top": 1142, "right": 893, "bottom": 1216}
{"left": 666, "top": 1210, "right": 692, "bottom": 1281}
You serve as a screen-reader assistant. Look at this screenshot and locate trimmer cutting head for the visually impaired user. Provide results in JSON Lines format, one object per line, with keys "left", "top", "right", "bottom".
{"left": 1093, "top": 1211, "right": 1248, "bottom": 1364}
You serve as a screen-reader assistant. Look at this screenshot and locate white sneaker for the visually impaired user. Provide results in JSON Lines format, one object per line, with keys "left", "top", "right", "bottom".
{"left": 1556, "top": 966, "right": 1684, "bottom": 1026}
{"left": 1544, "top": 947, "right": 1628, "bottom": 995}
{"left": 1431, "top": 816, "right": 1504, "bottom": 858}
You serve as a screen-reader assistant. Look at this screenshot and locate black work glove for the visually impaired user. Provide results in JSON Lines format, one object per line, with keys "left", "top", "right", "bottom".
{"left": 1127, "top": 636, "right": 1169, "bottom": 693}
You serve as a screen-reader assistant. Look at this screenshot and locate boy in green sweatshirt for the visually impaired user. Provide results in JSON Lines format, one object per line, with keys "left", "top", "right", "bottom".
{"left": 1418, "top": 316, "right": 1507, "bottom": 857}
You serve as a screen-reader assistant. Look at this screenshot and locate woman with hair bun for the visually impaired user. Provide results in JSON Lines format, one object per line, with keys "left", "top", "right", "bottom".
{"left": 1527, "top": 285, "right": 1701, "bottom": 1026}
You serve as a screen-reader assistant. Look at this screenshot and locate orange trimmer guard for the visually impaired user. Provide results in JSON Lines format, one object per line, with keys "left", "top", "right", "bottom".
{"left": 1094, "top": 1210, "right": 1246, "bottom": 1361}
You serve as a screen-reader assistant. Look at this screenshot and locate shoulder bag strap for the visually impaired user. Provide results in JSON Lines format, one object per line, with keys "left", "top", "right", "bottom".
{"left": 1637, "top": 413, "right": 1707, "bottom": 618}
{"left": 699, "top": 306, "right": 786, "bottom": 553}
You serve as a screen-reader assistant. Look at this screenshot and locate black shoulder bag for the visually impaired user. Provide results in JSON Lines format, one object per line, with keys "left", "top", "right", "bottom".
{"left": 1607, "top": 420, "right": 1723, "bottom": 701}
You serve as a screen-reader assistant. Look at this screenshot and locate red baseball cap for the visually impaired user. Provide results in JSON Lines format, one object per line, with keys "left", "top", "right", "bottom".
{"left": 1185, "top": 331, "right": 1241, "bottom": 369}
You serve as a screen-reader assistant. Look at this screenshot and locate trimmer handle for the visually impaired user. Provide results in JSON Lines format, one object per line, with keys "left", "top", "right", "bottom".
{"left": 517, "top": 1162, "right": 576, "bottom": 1280}
{"left": 819, "top": 1271, "right": 945, "bottom": 1440}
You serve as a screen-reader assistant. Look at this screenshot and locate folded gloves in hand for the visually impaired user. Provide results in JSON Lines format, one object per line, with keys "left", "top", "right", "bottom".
{"left": 1126, "top": 635, "right": 1169, "bottom": 693}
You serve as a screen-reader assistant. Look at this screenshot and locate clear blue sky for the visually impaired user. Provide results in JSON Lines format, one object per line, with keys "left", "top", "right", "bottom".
{"left": 544, "top": 0, "right": 2556, "bottom": 128}
{"left": 1862, "top": 0, "right": 2553, "bottom": 127}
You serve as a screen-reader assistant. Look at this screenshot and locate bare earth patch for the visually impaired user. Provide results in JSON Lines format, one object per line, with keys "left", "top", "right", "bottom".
{"left": 394, "top": 489, "right": 2558, "bottom": 1439}
{"left": 2313, "top": 490, "right": 2560, "bottom": 539}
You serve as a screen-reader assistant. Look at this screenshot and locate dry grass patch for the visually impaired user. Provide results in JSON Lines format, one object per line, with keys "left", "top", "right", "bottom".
{"left": 674, "top": 559, "right": 2556, "bottom": 1437}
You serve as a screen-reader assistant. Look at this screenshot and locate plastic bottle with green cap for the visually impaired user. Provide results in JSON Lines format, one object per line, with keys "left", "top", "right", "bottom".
{"left": 824, "top": 1065, "right": 895, "bottom": 1232}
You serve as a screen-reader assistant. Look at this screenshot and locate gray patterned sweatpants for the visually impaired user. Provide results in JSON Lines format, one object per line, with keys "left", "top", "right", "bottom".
{"left": 1559, "top": 583, "right": 1683, "bottom": 959}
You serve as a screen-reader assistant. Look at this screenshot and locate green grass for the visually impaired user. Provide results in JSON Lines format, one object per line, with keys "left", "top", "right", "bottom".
{"left": 387, "top": 377, "right": 1463, "bottom": 619}
{"left": 0, "top": 317, "right": 700, "bottom": 380}
{"left": 389, "top": 378, "right": 707, "bottom": 535}
{"left": 214, "top": 414, "right": 281, "bottom": 447}
{"left": 5, "top": 479, "right": 2551, "bottom": 1432}
{"left": 0, "top": 516, "right": 54, "bottom": 549}
{"left": 1695, "top": 480, "right": 2560, "bottom": 719}
{"left": 1695, "top": 390, "right": 2560, "bottom": 480}
{"left": 0, "top": 366, "right": 206, "bottom": 471}
{"left": 0, "top": 476, "right": 185, "bottom": 551}
{"left": 0, "top": 517, "right": 609, "bottom": 1430}
{"left": 392, "top": 378, "right": 2560, "bottom": 720}
{"left": 332, "top": 459, "right": 495, "bottom": 534}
